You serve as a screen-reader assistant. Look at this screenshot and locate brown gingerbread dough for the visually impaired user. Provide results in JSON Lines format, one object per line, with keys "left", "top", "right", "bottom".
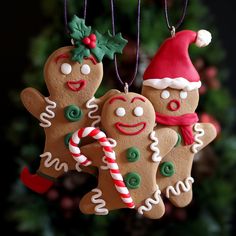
{"left": 20, "top": 46, "right": 118, "bottom": 193}
{"left": 73, "top": 92, "right": 178, "bottom": 219}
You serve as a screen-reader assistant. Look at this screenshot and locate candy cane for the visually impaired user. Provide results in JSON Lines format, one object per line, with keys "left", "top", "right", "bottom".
{"left": 69, "top": 127, "right": 135, "bottom": 209}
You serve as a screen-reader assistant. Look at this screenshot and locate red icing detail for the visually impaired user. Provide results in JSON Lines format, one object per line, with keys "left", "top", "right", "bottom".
{"left": 20, "top": 167, "right": 53, "bottom": 194}
{"left": 89, "top": 34, "right": 97, "bottom": 41}
{"left": 82, "top": 37, "right": 91, "bottom": 45}
{"left": 55, "top": 53, "right": 70, "bottom": 63}
{"left": 167, "top": 99, "right": 181, "bottom": 111}
{"left": 143, "top": 30, "right": 200, "bottom": 83}
{"left": 84, "top": 55, "right": 97, "bottom": 65}
{"left": 89, "top": 42, "right": 96, "bottom": 49}
{"left": 78, "top": 128, "right": 85, "bottom": 138}
{"left": 109, "top": 96, "right": 127, "bottom": 104}
{"left": 90, "top": 129, "right": 100, "bottom": 137}
{"left": 131, "top": 96, "right": 146, "bottom": 103}
{"left": 115, "top": 122, "right": 146, "bottom": 135}
{"left": 67, "top": 80, "right": 86, "bottom": 92}
{"left": 156, "top": 112, "right": 199, "bottom": 145}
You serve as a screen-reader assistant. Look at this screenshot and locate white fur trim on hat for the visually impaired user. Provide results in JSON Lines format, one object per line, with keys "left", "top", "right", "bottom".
{"left": 195, "top": 30, "right": 212, "bottom": 48}
{"left": 143, "top": 78, "right": 201, "bottom": 91}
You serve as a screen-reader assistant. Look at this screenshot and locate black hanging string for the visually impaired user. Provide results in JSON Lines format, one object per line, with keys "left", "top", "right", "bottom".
{"left": 164, "top": 0, "right": 188, "bottom": 35}
{"left": 110, "top": 0, "right": 141, "bottom": 90}
{"left": 64, "top": 0, "right": 88, "bottom": 34}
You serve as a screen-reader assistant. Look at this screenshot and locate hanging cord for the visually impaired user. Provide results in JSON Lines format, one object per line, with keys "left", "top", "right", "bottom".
{"left": 64, "top": 0, "right": 88, "bottom": 34}
{"left": 110, "top": 0, "right": 141, "bottom": 91}
{"left": 164, "top": 0, "right": 188, "bottom": 37}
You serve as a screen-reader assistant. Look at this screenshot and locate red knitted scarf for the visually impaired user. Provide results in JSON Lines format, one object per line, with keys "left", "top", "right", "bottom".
{"left": 155, "top": 112, "right": 199, "bottom": 145}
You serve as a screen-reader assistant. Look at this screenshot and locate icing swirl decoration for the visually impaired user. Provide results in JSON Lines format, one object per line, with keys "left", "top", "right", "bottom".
{"left": 40, "top": 152, "right": 68, "bottom": 172}
{"left": 86, "top": 97, "right": 101, "bottom": 127}
{"left": 91, "top": 188, "right": 109, "bottom": 215}
{"left": 166, "top": 176, "right": 194, "bottom": 198}
{"left": 191, "top": 123, "right": 205, "bottom": 153}
{"left": 124, "top": 172, "right": 141, "bottom": 189}
{"left": 160, "top": 162, "right": 175, "bottom": 177}
{"left": 39, "top": 97, "right": 56, "bottom": 128}
{"left": 64, "top": 105, "right": 83, "bottom": 122}
{"left": 149, "top": 131, "right": 162, "bottom": 162}
{"left": 138, "top": 186, "right": 161, "bottom": 215}
{"left": 175, "top": 133, "right": 182, "bottom": 147}
{"left": 126, "top": 147, "right": 140, "bottom": 162}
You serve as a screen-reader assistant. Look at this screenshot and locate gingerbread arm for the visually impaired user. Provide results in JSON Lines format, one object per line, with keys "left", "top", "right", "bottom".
{"left": 80, "top": 142, "right": 105, "bottom": 167}
{"left": 192, "top": 123, "right": 217, "bottom": 152}
{"left": 20, "top": 88, "right": 46, "bottom": 120}
{"left": 154, "top": 128, "right": 178, "bottom": 157}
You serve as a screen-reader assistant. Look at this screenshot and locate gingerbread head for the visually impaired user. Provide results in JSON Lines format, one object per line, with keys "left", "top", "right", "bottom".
{"left": 101, "top": 92, "right": 156, "bottom": 139}
{"left": 142, "top": 30, "right": 212, "bottom": 145}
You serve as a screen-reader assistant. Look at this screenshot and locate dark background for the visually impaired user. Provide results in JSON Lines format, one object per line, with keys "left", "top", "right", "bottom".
{"left": 1, "top": 0, "right": 235, "bottom": 234}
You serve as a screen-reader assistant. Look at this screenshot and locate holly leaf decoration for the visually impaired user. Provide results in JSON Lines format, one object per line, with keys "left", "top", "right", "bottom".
{"left": 68, "top": 15, "right": 128, "bottom": 63}
{"left": 68, "top": 15, "right": 91, "bottom": 40}
{"left": 71, "top": 44, "right": 91, "bottom": 63}
{"left": 91, "top": 31, "right": 128, "bottom": 62}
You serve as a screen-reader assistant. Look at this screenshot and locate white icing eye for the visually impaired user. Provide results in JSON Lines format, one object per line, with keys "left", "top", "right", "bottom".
{"left": 180, "top": 91, "right": 188, "bottom": 99}
{"left": 61, "top": 63, "right": 72, "bottom": 75}
{"left": 115, "top": 107, "right": 126, "bottom": 117}
{"left": 81, "top": 64, "right": 91, "bottom": 75}
{"left": 161, "top": 90, "right": 170, "bottom": 99}
{"left": 133, "top": 106, "right": 144, "bottom": 117}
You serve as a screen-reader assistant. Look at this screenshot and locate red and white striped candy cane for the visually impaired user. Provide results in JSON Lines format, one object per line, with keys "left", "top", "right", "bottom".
{"left": 69, "top": 127, "right": 135, "bottom": 209}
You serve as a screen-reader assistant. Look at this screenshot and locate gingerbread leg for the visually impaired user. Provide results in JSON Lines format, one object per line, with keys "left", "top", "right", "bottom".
{"left": 79, "top": 188, "right": 109, "bottom": 215}
{"left": 137, "top": 186, "right": 165, "bottom": 219}
{"left": 165, "top": 177, "right": 194, "bottom": 207}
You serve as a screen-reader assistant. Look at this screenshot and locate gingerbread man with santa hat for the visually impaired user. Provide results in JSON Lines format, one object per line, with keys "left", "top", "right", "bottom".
{"left": 142, "top": 29, "right": 217, "bottom": 207}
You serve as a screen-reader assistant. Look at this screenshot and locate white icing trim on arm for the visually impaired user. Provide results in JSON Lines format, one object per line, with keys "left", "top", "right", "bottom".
{"left": 138, "top": 186, "right": 161, "bottom": 215}
{"left": 149, "top": 131, "right": 162, "bottom": 162}
{"left": 91, "top": 188, "right": 109, "bottom": 215}
{"left": 40, "top": 152, "right": 68, "bottom": 172}
{"left": 86, "top": 97, "right": 101, "bottom": 127}
{"left": 143, "top": 78, "right": 201, "bottom": 91}
{"left": 39, "top": 97, "right": 56, "bottom": 128}
{"left": 191, "top": 123, "right": 205, "bottom": 153}
{"left": 166, "top": 177, "right": 194, "bottom": 198}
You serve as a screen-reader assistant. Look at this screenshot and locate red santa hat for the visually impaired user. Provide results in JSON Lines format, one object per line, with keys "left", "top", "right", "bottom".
{"left": 143, "top": 30, "right": 212, "bottom": 91}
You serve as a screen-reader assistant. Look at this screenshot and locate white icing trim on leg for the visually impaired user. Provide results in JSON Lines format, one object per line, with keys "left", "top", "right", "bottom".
{"left": 40, "top": 152, "right": 68, "bottom": 172}
{"left": 91, "top": 188, "right": 109, "bottom": 215}
{"left": 149, "top": 131, "right": 162, "bottom": 162}
{"left": 138, "top": 186, "right": 161, "bottom": 215}
{"left": 86, "top": 97, "right": 101, "bottom": 127}
{"left": 191, "top": 123, "right": 205, "bottom": 153}
{"left": 166, "top": 177, "right": 194, "bottom": 198}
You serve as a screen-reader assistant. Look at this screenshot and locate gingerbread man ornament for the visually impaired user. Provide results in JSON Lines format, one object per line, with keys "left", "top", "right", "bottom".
{"left": 142, "top": 30, "right": 217, "bottom": 207}
{"left": 20, "top": 16, "right": 127, "bottom": 194}
{"left": 69, "top": 92, "right": 178, "bottom": 219}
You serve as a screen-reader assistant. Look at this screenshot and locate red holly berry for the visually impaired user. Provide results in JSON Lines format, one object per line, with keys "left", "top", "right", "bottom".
{"left": 82, "top": 37, "right": 91, "bottom": 45}
{"left": 89, "top": 33, "right": 96, "bottom": 41}
{"left": 89, "top": 41, "right": 96, "bottom": 49}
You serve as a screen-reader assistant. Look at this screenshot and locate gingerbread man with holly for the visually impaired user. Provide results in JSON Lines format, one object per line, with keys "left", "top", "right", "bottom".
{"left": 20, "top": 16, "right": 127, "bottom": 194}
{"left": 142, "top": 30, "right": 217, "bottom": 207}
{"left": 69, "top": 92, "right": 178, "bottom": 219}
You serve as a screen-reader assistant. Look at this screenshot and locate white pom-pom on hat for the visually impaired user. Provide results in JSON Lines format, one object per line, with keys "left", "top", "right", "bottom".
{"left": 195, "top": 29, "right": 212, "bottom": 47}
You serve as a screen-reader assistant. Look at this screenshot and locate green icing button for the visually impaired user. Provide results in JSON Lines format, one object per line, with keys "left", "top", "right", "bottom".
{"left": 124, "top": 172, "right": 141, "bottom": 189}
{"left": 64, "top": 105, "right": 83, "bottom": 122}
{"left": 174, "top": 133, "right": 182, "bottom": 147}
{"left": 160, "top": 162, "right": 175, "bottom": 177}
{"left": 126, "top": 147, "right": 140, "bottom": 162}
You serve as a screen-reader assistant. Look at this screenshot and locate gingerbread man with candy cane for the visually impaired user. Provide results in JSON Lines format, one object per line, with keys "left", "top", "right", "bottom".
{"left": 20, "top": 16, "right": 127, "bottom": 194}
{"left": 142, "top": 30, "right": 217, "bottom": 207}
{"left": 69, "top": 92, "right": 178, "bottom": 219}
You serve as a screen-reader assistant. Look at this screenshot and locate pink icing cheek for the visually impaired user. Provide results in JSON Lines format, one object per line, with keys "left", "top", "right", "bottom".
{"left": 167, "top": 99, "right": 181, "bottom": 111}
